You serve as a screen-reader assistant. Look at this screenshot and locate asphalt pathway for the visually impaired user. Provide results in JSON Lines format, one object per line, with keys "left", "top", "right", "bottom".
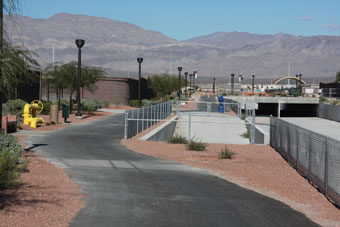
{"left": 24, "top": 113, "right": 319, "bottom": 227}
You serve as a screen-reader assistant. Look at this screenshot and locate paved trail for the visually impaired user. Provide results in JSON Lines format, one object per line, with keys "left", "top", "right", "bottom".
{"left": 25, "top": 114, "right": 319, "bottom": 227}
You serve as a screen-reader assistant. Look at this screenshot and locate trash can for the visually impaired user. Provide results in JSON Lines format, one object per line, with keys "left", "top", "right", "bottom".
{"left": 62, "top": 104, "right": 69, "bottom": 123}
{"left": 218, "top": 96, "right": 224, "bottom": 113}
{"left": 50, "top": 104, "right": 59, "bottom": 123}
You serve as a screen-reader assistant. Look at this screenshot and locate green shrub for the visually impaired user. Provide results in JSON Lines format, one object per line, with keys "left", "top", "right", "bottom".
{"left": 50, "top": 121, "right": 56, "bottom": 125}
{"left": 102, "top": 100, "right": 110, "bottom": 107}
{"left": 186, "top": 139, "right": 206, "bottom": 151}
{"left": 2, "top": 99, "right": 26, "bottom": 116}
{"left": 114, "top": 100, "right": 121, "bottom": 106}
{"left": 59, "top": 99, "right": 69, "bottom": 107}
{"left": 81, "top": 99, "right": 102, "bottom": 113}
{"left": 0, "top": 134, "right": 25, "bottom": 189}
{"left": 129, "top": 100, "right": 139, "bottom": 107}
{"left": 312, "top": 94, "right": 316, "bottom": 98}
{"left": 41, "top": 100, "right": 52, "bottom": 114}
{"left": 168, "top": 134, "right": 188, "bottom": 144}
{"left": 240, "top": 113, "right": 246, "bottom": 120}
{"left": 319, "top": 96, "right": 327, "bottom": 103}
{"left": 218, "top": 146, "right": 235, "bottom": 159}
{"left": 241, "top": 131, "right": 249, "bottom": 138}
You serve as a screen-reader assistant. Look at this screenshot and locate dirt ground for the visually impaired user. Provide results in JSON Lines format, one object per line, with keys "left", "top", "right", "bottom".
{"left": 122, "top": 140, "right": 340, "bottom": 227}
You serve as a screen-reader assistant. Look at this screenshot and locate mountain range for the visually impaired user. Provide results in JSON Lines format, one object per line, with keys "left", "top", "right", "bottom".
{"left": 4, "top": 13, "right": 340, "bottom": 81}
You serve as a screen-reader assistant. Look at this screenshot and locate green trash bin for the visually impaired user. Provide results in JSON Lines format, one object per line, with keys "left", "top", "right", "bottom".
{"left": 62, "top": 104, "right": 69, "bottom": 123}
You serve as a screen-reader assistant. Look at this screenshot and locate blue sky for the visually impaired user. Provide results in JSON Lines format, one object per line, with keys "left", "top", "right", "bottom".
{"left": 21, "top": 0, "right": 340, "bottom": 40}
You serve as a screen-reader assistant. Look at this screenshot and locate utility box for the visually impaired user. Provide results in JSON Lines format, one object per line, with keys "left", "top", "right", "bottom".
{"left": 62, "top": 104, "right": 69, "bottom": 123}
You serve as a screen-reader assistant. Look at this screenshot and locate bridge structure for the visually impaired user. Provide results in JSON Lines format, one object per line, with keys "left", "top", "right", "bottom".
{"left": 225, "top": 96, "right": 319, "bottom": 117}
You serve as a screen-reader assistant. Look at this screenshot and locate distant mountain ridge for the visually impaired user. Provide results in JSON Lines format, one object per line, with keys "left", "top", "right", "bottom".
{"left": 4, "top": 13, "right": 340, "bottom": 80}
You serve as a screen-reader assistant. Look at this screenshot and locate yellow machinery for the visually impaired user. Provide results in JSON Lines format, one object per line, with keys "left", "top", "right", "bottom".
{"left": 23, "top": 100, "right": 45, "bottom": 128}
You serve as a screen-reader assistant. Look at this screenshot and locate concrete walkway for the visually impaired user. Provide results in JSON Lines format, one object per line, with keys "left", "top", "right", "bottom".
{"left": 175, "top": 112, "right": 249, "bottom": 144}
{"left": 23, "top": 114, "right": 319, "bottom": 227}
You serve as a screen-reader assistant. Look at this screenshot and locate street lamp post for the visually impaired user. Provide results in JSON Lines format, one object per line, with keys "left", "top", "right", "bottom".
{"left": 231, "top": 74, "right": 235, "bottom": 96}
{"left": 189, "top": 74, "right": 192, "bottom": 97}
{"left": 75, "top": 39, "right": 85, "bottom": 118}
{"left": 213, "top": 78, "right": 216, "bottom": 94}
{"left": 178, "top": 67, "right": 182, "bottom": 101}
{"left": 299, "top": 74, "right": 302, "bottom": 95}
{"left": 137, "top": 57, "right": 143, "bottom": 107}
{"left": 184, "top": 72, "right": 188, "bottom": 97}
{"left": 252, "top": 75, "right": 255, "bottom": 93}
{"left": 193, "top": 71, "right": 197, "bottom": 92}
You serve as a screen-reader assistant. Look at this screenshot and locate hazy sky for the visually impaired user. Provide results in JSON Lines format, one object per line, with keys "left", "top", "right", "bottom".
{"left": 21, "top": 0, "right": 340, "bottom": 40}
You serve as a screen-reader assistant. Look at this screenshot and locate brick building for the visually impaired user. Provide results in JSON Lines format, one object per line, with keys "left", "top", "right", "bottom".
{"left": 42, "top": 77, "right": 154, "bottom": 105}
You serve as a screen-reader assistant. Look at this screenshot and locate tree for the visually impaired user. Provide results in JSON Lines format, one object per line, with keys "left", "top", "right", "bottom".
{"left": 335, "top": 71, "right": 340, "bottom": 83}
{"left": 148, "top": 73, "right": 187, "bottom": 99}
{"left": 44, "top": 62, "right": 105, "bottom": 112}
{"left": 0, "top": 42, "right": 39, "bottom": 99}
{"left": 0, "top": 0, "right": 22, "bottom": 131}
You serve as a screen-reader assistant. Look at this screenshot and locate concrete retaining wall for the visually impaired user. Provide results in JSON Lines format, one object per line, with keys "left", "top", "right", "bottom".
{"left": 246, "top": 123, "right": 270, "bottom": 145}
{"left": 140, "top": 116, "right": 178, "bottom": 141}
{"left": 318, "top": 102, "right": 340, "bottom": 123}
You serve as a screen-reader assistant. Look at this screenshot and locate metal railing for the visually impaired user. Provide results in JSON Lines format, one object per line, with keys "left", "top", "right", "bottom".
{"left": 270, "top": 116, "right": 340, "bottom": 207}
{"left": 124, "top": 101, "right": 172, "bottom": 139}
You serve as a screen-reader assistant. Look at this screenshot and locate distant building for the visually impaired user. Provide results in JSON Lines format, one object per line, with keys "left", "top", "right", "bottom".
{"left": 320, "top": 82, "right": 340, "bottom": 98}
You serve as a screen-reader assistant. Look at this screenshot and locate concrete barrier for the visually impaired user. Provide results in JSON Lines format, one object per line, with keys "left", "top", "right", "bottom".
{"left": 139, "top": 115, "right": 178, "bottom": 141}
{"left": 318, "top": 102, "right": 340, "bottom": 123}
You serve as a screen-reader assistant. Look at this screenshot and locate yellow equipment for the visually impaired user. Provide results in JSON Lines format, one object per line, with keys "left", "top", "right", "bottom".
{"left": 23, "top": 100, "right": 45, "bottom": 128}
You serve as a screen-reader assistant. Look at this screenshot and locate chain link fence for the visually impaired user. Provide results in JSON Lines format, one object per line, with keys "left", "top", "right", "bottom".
{"left": 270, "top": 116, "right": 340, "bottom": 207}
{"left": 124, "top": 99, "right": 256, "bottom": 144}
{"left": 124, "top": 101, "right": 172, "bottom": 139}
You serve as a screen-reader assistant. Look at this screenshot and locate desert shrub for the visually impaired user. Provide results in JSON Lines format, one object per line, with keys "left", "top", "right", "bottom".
{"left": 241, "top": 131, "right": 249, "bottom": 138}
{"left": 319, "top": 96, "right": 327, "bottom": 103}
{"left": 41, "top": 100, "right": 52, "bottom": 114}
{"left": 114, "top": 100, "right": 121, "bottom": 106}
{"left": 59, "top": 99, "right": 69, "bottom": 107}
{"left": 129, "top": 100, "right": 139, "bottom": 107}
{"left": 186, "top": 139, "right": 206, "bottom": 151}
{"left": 240, "top": 113, "right": 246, "bottom": 120}
{"left": 168, "top": 134, "right": 188, "bottom": 144}
{"left": 330, "top": 99, "right": 340, "bottom": 106}
{"left": 0, "top": 134, "right": 25, "bottom": 189}
{"left": 218, "top": 146, "right": 235, "bottom": 159}
{"left": 102, "top": 100, "right": 110, "bottom": 107}
{"left": 2, "top": 99, "right": 26, "bottom": 116}
{"left": 81, "top": 99, "right": 102, "bottom": 113}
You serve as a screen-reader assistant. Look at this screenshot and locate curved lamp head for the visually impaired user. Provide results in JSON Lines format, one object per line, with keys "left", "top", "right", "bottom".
{"left": 178, "top": 67, "right": 182, "bottom": 72}
{"left": 252, "top": 75, "right": 255, "bottom": 78}
{"left": 75, "top": 39, "right": 85, "bottom": 49}
{"left": 137, "top": 57, "right": 143, "bottom": 63}
{"left": 231, "top": 73, "right": 235, "bottom": 77}
{"left": 184, "top": 72, "right": 188, "bottom": 76}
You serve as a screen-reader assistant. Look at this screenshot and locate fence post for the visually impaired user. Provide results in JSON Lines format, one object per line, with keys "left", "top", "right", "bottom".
{"left": 251, "top": 108, "right": 255, "bottom": 144}
{"left": 189, "top": 113, "right": 192, "bottom": 141}
{"left": 325, "top": 137, "right": 329, "bottom": 194}
{"left": 124, "top": 111, "right": 128, "bottom": 139}
{"left": 142, "top": 107, "right": 145, "bottom": 130}
{"left": 238, "top": 102, "right": 241, "bottom": 118}
{"left": 296, "top": 126, "right": 299, "bottom": 170}
{"left": 308, "top": 131, "right": 312, "bottom": 181}
{"left": 136, "top": 108, "right": 139, "bottom": 134}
